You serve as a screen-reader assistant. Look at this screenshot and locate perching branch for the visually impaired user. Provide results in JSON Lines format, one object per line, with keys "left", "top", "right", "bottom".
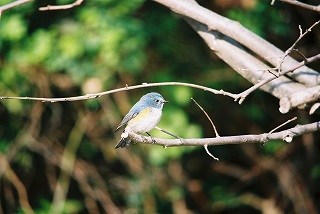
{"left": 126, "top": 121, "right": 320, "bottom": 147}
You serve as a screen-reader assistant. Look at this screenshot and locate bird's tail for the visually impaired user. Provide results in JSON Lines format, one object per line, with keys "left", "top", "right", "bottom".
{"left": 115, "top": 131, "right": 132, "bottom": 148}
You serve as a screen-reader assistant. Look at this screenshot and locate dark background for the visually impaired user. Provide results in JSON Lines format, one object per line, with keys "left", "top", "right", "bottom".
{"left": 0, "top": 0, "right": 319, "bottom": 213}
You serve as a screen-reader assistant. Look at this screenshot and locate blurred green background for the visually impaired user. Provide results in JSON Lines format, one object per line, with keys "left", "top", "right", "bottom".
{"left": 0, "top": 0, "right": 319, "bottom": 213}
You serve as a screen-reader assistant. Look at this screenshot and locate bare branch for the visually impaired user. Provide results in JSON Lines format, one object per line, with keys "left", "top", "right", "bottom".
{"left": 309, "top": 103, "right": 320, "bottom": 115}
{"left": 184, "top": 18, "right": 308, "bottom": 106}
{"left": 279, "top": 84, "right": 320, "bottom": 113}
{"left": 191, "top": 98, "right": 219, "bottom": 137}
{"left": 236, "top": 53, "right": 320, "bottom": 105}
{"left": 204, "top": 145, "right": 219, "bottom": 161}
{"left": 0, "top": 82, "right": 237, "bottom": 102}
{"left": 126, "top": 121, "right": 320, "bottom": 147}
{"left": 0, "top": 0, "right": 31, "bottom": 17}
{"left": 170, "top": 5, "right": 320, "bottom": 111}
{"left": 154, "top": 0, "right": 320, "bottom": 87}
{"left": 267, "top": 117, "right": 297, "bottom": 135}
{"left": 277, "top": 0, "right": 320, "bottom": 12}
{"left": 39, "top": 0, "right": 83, "bottom": 11}
{"left": 1, "top": 73, "right": 319, "bottom": 113}
{"left": 277, "top": 20, "right": 320, "bottom": 73}
{"left": 191, "top": 97, "right": 219, "bottom": 160}
{"left": 0, "top": 155, "right": 34, "bottom": 214}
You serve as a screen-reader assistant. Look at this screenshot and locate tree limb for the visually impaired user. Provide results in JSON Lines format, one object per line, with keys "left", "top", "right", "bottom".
{"left": 276, "top": 0, "right": 320, "bottom": 12}
{"left": 153, "top": 0, "right": 320, "bottom": 87}
{"left": 0, "top": 82, "right": 237, "bottom": 102}
{"left": 125, "top": 121, "right": 320, "bottom": 147}
{"left": 0, "top": 0, "right": 31, "bottom": 17}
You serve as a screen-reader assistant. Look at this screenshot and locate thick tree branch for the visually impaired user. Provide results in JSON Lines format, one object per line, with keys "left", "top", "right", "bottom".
{"left": 185, "top": 17, "right": 320, "bottom": 110}
{"left": 153, "top": 0, "right": 320, "bottom": 87}
{"left": 152, "top": 0, "right": 320, "bottom": 112}
{"left": 237, "top": 53, "right": 320, "bottom": 105}
{"left": 125, "top": 121, "right": 320, "bottom": 147}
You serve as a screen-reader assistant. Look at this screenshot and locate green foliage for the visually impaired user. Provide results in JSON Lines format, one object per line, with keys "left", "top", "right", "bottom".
{"left": 0, "top": 140, "right": 9, "bottom": 153}
{"left": 210, "top": 186, "right": 240, "bottom": 207}
{"left": 172, "top": 87, "right": 192, "bottom": 106}
{"left": 312, "top": 164, "right": 320, "bottom": 179}
{"left": 262, "top": 140, "right": 286, "bottom": 156}
{"left": 0, "top": 15, "right": 27, "bottom": 41}
{"left": 32, "top": 199, "right": 83, "bottom": 214}
{"left": 148, "top": 146, "right": 197, "bottom": 166}
{"left": 226, "top": 2, "right": 290, "bottom": 37}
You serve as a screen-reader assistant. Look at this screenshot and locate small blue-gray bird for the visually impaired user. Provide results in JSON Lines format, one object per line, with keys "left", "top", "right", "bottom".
{"left": 115, "top": 92, "right": 168, "bottom": 148}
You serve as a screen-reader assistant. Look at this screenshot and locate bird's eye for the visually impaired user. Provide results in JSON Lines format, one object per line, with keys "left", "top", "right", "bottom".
{"left": 155, "top": 99, "right": 160, "bottom": 103}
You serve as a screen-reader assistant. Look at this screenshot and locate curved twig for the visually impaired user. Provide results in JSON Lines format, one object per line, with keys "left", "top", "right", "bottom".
{"left": 0, "top": 82, "right": 237, "bottom": 102}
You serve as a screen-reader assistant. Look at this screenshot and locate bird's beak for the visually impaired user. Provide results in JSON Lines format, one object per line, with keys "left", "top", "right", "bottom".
{"left": 163, "top": 100, "right": 169, "bottom": 103}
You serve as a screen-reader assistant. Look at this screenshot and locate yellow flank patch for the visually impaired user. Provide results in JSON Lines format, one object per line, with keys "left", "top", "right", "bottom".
{"left": 129, "top": 107, "right": 150, "bottom": 123}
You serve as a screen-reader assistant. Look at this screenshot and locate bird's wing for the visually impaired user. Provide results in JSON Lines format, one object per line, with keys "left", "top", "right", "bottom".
{"left": 115, "top": 102, "right": 145, "bottom": 132}
{"left": 115, "top": 111, "right": 138, "bottom": 132}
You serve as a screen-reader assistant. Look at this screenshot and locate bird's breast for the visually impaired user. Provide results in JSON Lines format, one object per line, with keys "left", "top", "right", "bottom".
{"left": 127, "top": 107, "right": 162, "bottom": 133}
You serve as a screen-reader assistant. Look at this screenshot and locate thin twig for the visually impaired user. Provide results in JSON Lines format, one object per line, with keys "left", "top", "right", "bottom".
{"left": 236, "top": 53, "right": 320, "bottom": 104}
{"left": 0, "top": 0, "right": 32, "bottom": 17}
{"left": 39, "top": 0, "right": 83, "bottom": 11}
{"left": 268, "top": 117, "right": 297, "bottom": 135}
{"left": 277, "top": 20, "right": 320, "bottom": 73}
{"left": 0, "top": 82, "right": 237, "bottom": 102}
{"left": 191, "top": 97, "right": 220, "bottom": 160}
{"left": 278, "top": 0, "right": 320, "bottom": 12}
{"left": 191, "top": 98, "right": 219, "bottom": 137}
{"left": 291, "top": 49, "right": 308, "bottom": 61}
{"left": 204, "top": 145, "right": 219, "bottom": 161}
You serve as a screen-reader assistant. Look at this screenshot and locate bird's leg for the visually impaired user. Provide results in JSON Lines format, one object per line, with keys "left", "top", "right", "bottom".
{"left": 146, "top": 132, "right": 157, "bottom": 144}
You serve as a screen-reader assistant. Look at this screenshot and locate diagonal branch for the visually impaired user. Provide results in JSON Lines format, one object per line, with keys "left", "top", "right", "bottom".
{"left": 0, "top": 0, "right": 31, "bottom": 17}
{"left": 153, "top": 0, "right": 320, "bottom": 87}
{"left": 39, "top": 0, "right": 83, "bottom": 11}
{"left": 277, "top": 20, "right": 320, "bottom": 74}
{"left": 185, "top": 17, "right": 320, "bottom": 109}
{"left": 236, "top": 53, "right": 320, "bottom": 104}
{"left": 275, "top": 0, "right": 320, "bottom": 12}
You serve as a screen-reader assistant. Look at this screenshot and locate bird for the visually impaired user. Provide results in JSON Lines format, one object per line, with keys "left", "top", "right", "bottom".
{"left": 115, "top": 92, "right": 168, "bottom": 148}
